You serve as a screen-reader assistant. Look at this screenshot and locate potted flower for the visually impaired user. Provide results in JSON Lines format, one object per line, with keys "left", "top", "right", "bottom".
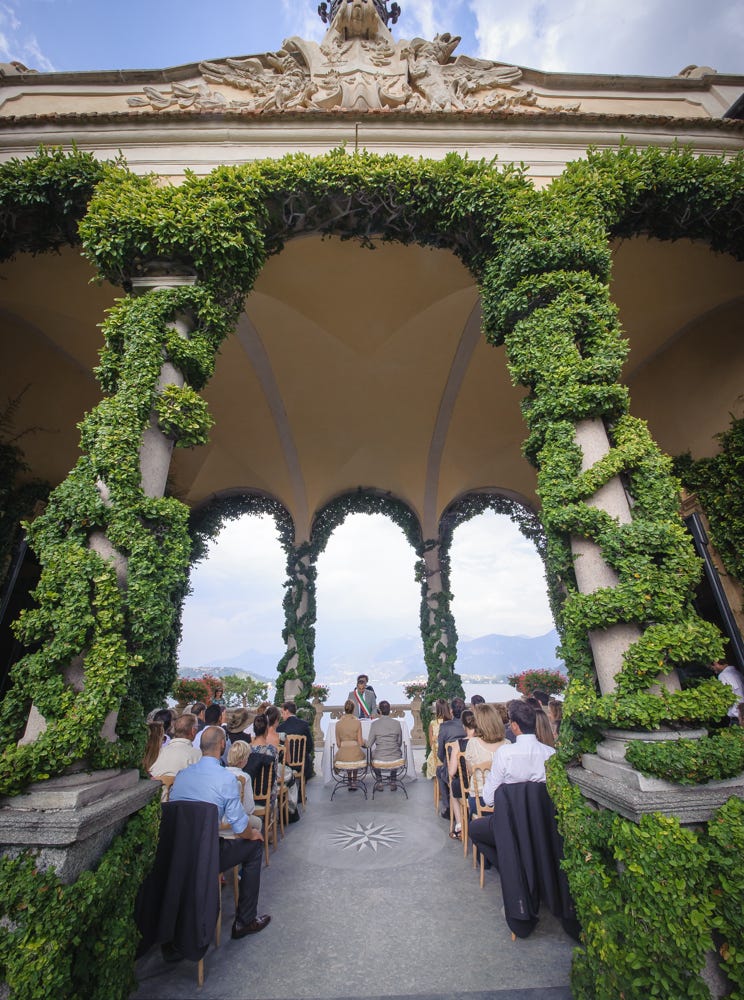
{"left": 506, "top": 668, "right": 567, "bottom": 697}
{"left": 404, "top": 682, "right": 427, "bottom": 701}
{"left": 309, "top": 683, "right": 330, "bottom": 703}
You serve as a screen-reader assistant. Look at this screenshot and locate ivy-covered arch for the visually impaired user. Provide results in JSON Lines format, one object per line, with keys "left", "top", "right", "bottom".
{"left": 0, "top": 145, "right": 743, "bottom": 998}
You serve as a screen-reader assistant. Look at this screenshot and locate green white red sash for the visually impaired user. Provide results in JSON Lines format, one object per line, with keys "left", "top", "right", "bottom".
{"left": 354, "top": 688, "right": 371, "bottom": 717}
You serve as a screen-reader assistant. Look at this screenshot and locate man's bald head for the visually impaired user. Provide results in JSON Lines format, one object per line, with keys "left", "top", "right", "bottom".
{"left": 200, "top": 725, "right": 226, "bottom": 756}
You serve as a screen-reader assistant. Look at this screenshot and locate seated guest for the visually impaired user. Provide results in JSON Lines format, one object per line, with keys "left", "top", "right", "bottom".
{"left": 436, "top": 697, "right": 466, "bottom": 819}
{"left": 265, "top": 704, "right": 299, "bottom": 816}
{"left": 425, "top": 698, "right": 451, "bottom": 780}
{"left": 190, "top": 701, "right": 207, "bottom": 731}
{"left": 142, "top": 721, "right": 164, "bottom": 773}
{"left": 226, "top": 707, "right": 253, "bottom": 746}
{"left": 470, "top": 694, "right": 486, "bottom": 706}
{"left": 548, "top": 698, "right": 563, "bottom": 738}
{"left": 248, "top": 713, "right": 279, "bottom": 806}
{"left": 447, "top": 709, "right": 475, "bottom": 839}
{"left": 149, "top": 713, "right": 201, "bottom": 784}
{"left": 526, "top": 696, "right": 556, "bottom": 748}
{"left": 277, "top": 700, "right": 315, "bottom": 779}
{"left": 193, "top": 702, "right": 225, "bottom": 751}
{"left": 150, "top": 707, "right": 173, "bottom": 745}
{"left": 465, "top": 703, "right": 508, "bottom": 814}
{"left": 367, "top": 700, "right": 403, "bottom": 791}
{"left": 482, "top": 700, "right": 555, "bottom": 806}
{"left": 334, "top": 699, "right": 367, "bottom": 791}
{"left": 347, "top": 674, "right": 378, "bottom": 719}
{"left": 226, "top": 741, "right": 262, "bottom": 831}
{"left": 171, "top": 726, "right": 270, "bottom": 939}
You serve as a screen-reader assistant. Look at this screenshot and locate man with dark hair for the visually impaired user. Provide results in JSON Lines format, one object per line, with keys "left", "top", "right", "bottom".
{"left": 531, "top": 689, "right": 549, "bottom": 708}
{"left": 481, "top": 700, "right": 554, "bottom": 806}
{"left": 193, "top": 702, "right": 225, "bottom": 751}
{"left": 347, "top": 674, "right": 378, "bottom": 719}
{"left": 277, "top": 700, "right": 315, "bottom": 778}
{"left": 470, "top": 694, "right": 485, "bottom": 706}
{"left": 170, "top": 726, "right": 270, "bottom": 939}
{"left": 367, "top": 700, "right": 403, "bottom": 791}
{"left": 436, "top": 697, "right": 466, "bottom": 819}
{"left": 191, "top": 702, "right": 207, "bottom": 730}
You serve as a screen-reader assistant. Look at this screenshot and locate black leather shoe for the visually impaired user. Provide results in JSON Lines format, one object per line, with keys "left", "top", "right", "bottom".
{"left": 440, "top": 808, "right": 450, "bottom": 820}
{"left": 231, "top": 915, "right": 271, "bottom": 939}
{"left": 160, "top": 941, "right": 183, "bottom": 963}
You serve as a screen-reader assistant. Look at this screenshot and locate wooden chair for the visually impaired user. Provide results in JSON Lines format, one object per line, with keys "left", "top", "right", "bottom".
{"left": 276, "top": 757, "right": 289, "bottom": 838}
{"left": 283, "top": 734, "right": 307, "bottom": 810}
{"left": 157, "top": 773, "right": 175, "bottom": 801}
{"left": 469, "top": 764, "right": 494, "bottom": 887}
{"left": 444, "top": 741, "right": 461, "bottom": 836}
{"left": 219, "top": 773, "right": 247, "bottom": 907}
{"left": 249, "top": 759, "right": 276, "bottom": 866}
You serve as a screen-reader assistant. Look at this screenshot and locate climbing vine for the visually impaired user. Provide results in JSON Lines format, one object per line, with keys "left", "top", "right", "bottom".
{"left": 1, "top": 143, "right": 743, "bottom": 999}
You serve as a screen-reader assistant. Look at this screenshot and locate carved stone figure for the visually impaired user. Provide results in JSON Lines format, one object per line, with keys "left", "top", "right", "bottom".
{"left": 127, "top": 2, "right": 579, "bottom": 116}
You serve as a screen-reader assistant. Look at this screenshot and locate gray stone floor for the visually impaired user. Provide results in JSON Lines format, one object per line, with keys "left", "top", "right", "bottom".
{"left": 132, "top": 754, "right": 575, "bottom": 1000}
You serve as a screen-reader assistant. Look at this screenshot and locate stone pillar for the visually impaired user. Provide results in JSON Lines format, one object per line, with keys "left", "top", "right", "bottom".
{"left": 569, "top": 418, "right": 679, "bottom": 696}
{"left": 6, "top": 271, "right": 197, "bottom": 877}
{"left": 280, "top": 545, "right": 314, "bottom": 701}
{"left": 422, "top": 541, "right": 451, "bottom": 671}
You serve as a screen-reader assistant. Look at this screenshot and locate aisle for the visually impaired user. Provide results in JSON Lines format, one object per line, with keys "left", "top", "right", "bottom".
{"left": 132, "top": 761, "right": 574, "bottom": 999}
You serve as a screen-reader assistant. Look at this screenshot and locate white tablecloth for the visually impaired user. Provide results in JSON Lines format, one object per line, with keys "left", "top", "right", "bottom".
{"left": 322, "top": 717, "right": 416, "bottom": 783}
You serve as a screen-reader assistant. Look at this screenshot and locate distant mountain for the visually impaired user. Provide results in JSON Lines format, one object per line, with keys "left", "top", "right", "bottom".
{"left": 314, "top": 629, "right": 563, "bottom": 683}
{"left": 179, "top": 630, "right": 563, "bottom": 686}
{"left": 179, "top": 647, "right": 278, "bottom": 683}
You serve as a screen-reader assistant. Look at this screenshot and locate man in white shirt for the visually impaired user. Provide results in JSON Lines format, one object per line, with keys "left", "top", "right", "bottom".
{"left": 711, "top": 656, "right": 744, "bottom": 722}
{"left": 482, "top": 700, "right": 555, "bottom": 805}
{"left": 471, "top": 700, "right": 555, "bottom": 870}
{"left": 149, "top": 713, "right": 201, "bottom": 779}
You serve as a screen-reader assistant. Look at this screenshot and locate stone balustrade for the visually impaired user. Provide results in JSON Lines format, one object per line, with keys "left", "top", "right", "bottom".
{"left": 310, "top": 695, "right": 426, "bottom": 748}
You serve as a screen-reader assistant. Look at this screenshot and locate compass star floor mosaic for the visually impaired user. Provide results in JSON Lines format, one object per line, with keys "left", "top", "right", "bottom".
{"left": 132, "top": 753, "right": 574, "bottom": 1000}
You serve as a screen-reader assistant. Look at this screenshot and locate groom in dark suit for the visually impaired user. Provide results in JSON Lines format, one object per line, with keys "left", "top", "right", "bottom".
{"left": 277, "top": 700, "right": 315, "bottom": 779}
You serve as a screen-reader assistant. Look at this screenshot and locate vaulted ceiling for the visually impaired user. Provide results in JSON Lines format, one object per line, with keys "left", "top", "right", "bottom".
{"left": 2, "top": 234, "right": 743, "bottom": 539}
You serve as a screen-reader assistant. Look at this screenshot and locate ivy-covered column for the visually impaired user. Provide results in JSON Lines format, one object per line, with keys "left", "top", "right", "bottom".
{"left": 276, "top": 540, "right": 317, "bottom": 708}
{"left": 418, "top": 537, "right": 463, "bottom": 714}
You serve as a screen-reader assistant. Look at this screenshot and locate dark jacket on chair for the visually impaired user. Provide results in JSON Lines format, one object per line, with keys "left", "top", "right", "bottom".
{"left": 135, "top": 801, "right": 220, "bottom": 961}
{"left": 474, "top": 781, "right": 579, "bottom": 941}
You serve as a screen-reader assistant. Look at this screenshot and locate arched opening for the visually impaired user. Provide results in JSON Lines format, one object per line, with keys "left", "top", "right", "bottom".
{"left": 448, "top": 507, "right": 559, "bottom": 700}
{"left": 178, "top": 512, "right": 287, "bottom": 687}
{"left": 314, "top": 510, "right": 422, "bottom": 718}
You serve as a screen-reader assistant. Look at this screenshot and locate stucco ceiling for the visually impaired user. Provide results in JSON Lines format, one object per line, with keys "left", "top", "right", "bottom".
{"left": 1, "top": 234, "right": 742, "bottom": 539}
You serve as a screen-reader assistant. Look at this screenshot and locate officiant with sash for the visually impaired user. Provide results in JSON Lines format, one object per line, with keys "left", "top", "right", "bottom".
{"left": 348, "top": 674, "right": 378, "bottom": 720}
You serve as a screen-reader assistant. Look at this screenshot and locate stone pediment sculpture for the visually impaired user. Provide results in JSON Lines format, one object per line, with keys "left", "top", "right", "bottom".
{"left": 128, "top": 0, "right": 579, "bottom": 114}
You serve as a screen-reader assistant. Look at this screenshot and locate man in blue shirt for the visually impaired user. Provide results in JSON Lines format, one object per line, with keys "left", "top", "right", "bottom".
{"left": 170, "top": 725, "right": 271, "bottom": 939}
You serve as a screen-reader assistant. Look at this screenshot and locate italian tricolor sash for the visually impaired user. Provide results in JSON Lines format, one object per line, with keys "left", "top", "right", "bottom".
{"left": 354, "top": 688, "right": 371, "bottom": 717}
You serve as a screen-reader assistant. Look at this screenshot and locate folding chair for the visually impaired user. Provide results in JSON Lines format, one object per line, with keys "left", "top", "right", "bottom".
{"left": 330, "top": 744, "right": 369, "bottom": 800}
{"left": 371, "top": 747, "right": 408, "bottom": 799}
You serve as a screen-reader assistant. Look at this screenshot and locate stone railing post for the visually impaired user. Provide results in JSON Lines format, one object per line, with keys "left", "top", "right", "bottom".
{"left": 409, "top": 694, "right": 425, "bottom": 744}
{"left": 311, "top": 698, "right": 325, "bottom": 747}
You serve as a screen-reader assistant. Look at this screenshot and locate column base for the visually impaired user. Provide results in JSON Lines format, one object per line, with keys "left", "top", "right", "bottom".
{"left": 0, "top": 768, "right": 159, "bottom": 883}
{"left": 569, "top": 757, "right": 744, "bottom": 824}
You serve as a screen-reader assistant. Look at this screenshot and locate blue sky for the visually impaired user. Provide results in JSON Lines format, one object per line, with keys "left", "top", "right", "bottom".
{"left": 3, "top": 0, "right": 742, "bottom": 77}
{"left": 3, "top": 0, "right": 740, "bottom": 674}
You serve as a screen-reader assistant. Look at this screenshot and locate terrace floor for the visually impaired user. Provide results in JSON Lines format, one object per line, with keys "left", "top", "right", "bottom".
{"left": 132, "top": 750, "right": 575, "bottom": 1000}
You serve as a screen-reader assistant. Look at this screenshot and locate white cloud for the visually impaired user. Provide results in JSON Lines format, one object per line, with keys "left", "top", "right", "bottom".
{"left": 404, "top": 0, "right": 468, "bottom": 39}
{"left": 449, "top": 511, "right": 553, "bottom": 637}
{"left": 469, "top": 0, "right": 743, "bottom": 76}
{"left": 0, "top": 2, "right": 55, "bottom": 71}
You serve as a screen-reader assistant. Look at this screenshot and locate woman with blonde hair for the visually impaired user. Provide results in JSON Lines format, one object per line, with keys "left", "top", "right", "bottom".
{"left": 465, "top": 703, "right": 508, "bottom": 813}
{"left": 226, "top": 740, "right": 262, "bottom": 830}
{"left": 425, "top": 698, "right": 452, "bottom": 779}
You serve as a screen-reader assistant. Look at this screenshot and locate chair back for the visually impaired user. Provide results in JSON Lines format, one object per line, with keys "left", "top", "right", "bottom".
{"left": 284, "top": 734, "right": 307, "bottom": 772}
{"left": 248, "top": 756, "right": 274, "bottom": 805}
{"left": 158, "top": 774, "right": 175, "bottom": 801}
